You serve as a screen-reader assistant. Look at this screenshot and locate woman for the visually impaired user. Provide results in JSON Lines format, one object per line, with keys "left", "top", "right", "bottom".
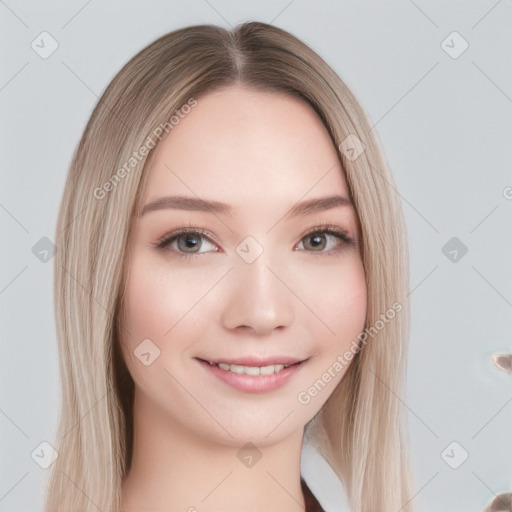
{"left": 45, "top": 22, "right": 414, "bottom": 511}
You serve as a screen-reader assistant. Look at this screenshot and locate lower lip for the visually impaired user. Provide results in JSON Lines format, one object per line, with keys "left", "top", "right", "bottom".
{"left": 197, "top": 359, "right": 304, "bottom": 393}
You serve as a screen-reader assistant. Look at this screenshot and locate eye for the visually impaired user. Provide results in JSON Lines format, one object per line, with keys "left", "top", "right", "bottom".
{"left": 153, "top": 228, "right": 218, "bottom": 259}
{"left": 295, "top": 225, "right": 356, "bottom": 256}
{"left": 153, "top": 223, "right": 356, "bottom": 260}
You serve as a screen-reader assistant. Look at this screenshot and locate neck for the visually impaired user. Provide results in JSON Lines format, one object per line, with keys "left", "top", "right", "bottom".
{"left": 120, "top": 388, "right": 306, "bottom": 512}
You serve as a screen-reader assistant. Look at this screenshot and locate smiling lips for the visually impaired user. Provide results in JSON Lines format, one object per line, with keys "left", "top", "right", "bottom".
{"left": 207, "top": 360, "right": 293, "bottom": 375}
{"left": 198, "top": 356, "right": 304, "bottom": 375}
{"left": 197, "top": 356, "right": 305, "bottom": 392}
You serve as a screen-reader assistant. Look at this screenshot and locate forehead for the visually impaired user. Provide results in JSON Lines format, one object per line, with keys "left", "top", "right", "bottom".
{"left": 143, "top": 85, "right": 349, "bottom": 208}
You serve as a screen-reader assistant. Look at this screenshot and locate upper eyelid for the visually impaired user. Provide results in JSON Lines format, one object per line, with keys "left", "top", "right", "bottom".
{"left": 154, "top": 227, "right": 218, "bottom": 248}
{"left": 154, "top": 224, "right": 356, "bottom": 250}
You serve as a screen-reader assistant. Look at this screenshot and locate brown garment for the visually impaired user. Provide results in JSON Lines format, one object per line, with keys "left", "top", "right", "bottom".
{"left": 301, "top": 477, "right": 326, "bottom": 512}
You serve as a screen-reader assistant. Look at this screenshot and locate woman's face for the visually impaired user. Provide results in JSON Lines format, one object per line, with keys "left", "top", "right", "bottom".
{"left": 120, "top": 85, "right": 367, "bottom": 445}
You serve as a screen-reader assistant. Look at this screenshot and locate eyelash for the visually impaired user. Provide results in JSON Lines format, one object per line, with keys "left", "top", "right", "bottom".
{"left": 153, "top": 223, "right": 356, "bottom": 260}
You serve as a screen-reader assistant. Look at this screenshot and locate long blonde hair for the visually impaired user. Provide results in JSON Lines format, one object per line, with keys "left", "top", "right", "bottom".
{"left": 45, "top": 21, "right": 414, "bottom": 511}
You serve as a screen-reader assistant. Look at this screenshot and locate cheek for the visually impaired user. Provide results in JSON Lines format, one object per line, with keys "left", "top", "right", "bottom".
{"left": 291, "top": 258, "right": 366, "bottom": 412}
{"left": 336, "top": 260, "right": 367, "bottom": 334}
{"left": 123, "top": 266, "right": 169, "bottom": 345}
{"left": 123, "top": 256, "right": 209, "bottom": 344}
{"left": 120, "top": 254, "right": 227, "bottom": 385}
{"left": 119, "top": 256, "right": 209, "bottom": 400}
{"left": 302, "top": 256, "right": 367, "bottom": 344}
{"left": 120, "top": 257, "right": 179, "bottom": 377}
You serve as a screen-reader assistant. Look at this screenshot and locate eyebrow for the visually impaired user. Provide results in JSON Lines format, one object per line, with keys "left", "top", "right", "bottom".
{"left": 141, "top": 194, "right": 352, "bottom": 218}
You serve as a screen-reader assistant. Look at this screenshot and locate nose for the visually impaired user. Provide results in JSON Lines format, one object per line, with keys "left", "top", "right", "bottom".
{"left": 220, "top": 249, "right": 295, "bottom": 335}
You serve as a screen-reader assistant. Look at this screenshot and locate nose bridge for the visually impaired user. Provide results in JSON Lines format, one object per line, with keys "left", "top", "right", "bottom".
{"left": 220, "top": 240, "right": 295, "bottom": 334}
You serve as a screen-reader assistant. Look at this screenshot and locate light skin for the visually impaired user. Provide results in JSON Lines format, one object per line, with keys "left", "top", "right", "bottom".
{"left": 119, "top": 85, "right": 367, "bottom": 512}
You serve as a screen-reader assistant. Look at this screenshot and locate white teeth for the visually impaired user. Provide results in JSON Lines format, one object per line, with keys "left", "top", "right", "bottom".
{"left": 229, "top": 364, "right": 245, "bottom": 374}
{"left": 216, "top": 362, "right": 289, "bottom": 375}
{"left": 260, "top": 364, "right": 277, "bottom": 375}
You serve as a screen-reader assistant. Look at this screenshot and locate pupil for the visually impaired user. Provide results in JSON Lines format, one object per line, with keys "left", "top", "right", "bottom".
{"left": 181, "top": 234, "right": 200, "bottom": 251}
{"left": 309, "top": 234, "right": 325, "bottom": 250}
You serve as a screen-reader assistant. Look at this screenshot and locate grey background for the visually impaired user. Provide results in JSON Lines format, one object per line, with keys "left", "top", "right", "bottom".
{"left": 1, "top": 1, "right": 511, "bottom": 511}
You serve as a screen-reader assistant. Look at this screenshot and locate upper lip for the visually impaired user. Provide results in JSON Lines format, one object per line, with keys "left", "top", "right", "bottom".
{"left": 197, "top": 356, "right": 306, "bottom": 367}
